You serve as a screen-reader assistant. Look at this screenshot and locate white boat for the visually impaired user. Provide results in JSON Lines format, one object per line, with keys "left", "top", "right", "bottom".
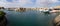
{"left": 39, "top": 9, "right": 49, "bottom": 13}
{"left": 42, "top": 10, "right": 49, "bottom": 12}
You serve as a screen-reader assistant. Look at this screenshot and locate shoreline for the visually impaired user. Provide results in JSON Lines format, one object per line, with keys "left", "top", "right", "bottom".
{"left": 54, "top": 15, "right": 60, "bottom": 26}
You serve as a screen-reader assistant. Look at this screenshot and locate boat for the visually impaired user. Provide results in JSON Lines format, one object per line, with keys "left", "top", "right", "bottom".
{"left": 39, "top": 8, "right": 50, "bottom": 13}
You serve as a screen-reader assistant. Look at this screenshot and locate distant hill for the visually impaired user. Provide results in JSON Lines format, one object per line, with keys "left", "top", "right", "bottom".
{"left": 54, "top": 6, "right": 60, "bottom": 8}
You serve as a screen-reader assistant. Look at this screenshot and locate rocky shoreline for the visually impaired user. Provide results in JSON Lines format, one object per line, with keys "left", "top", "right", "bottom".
{"left": 0, "top": 16, "right": 7, "bottom": 26}
{"left": 0, "top": 11, "right": 7, "bottom": 26}
{"left": 54, "top": 15, "right": 60, "bottom": 26}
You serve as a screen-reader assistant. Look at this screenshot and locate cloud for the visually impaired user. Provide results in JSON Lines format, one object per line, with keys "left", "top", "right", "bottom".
{"left": 0, "top": 0, "right": 6, "bottom": 7}
{"left": 34, "top": 0, "right": 59, "bottom": 7}
{"left": 6, "top": 0, "right": 35, "bottom": 7}
{"left": 0, "top": 0, "right": 60, "bottom": 8}
{"left": 0, "top": 0, "right": 34, "bottom": 8}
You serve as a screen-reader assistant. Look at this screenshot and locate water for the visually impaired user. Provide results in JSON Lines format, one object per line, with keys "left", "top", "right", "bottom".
{"left": 3, "top": 10, "right": 59, "bottom": 26}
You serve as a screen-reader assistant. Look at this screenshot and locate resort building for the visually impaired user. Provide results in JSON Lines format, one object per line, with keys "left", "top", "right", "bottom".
{"left": 15, "top": 7, "right": 26, "bottom": 12}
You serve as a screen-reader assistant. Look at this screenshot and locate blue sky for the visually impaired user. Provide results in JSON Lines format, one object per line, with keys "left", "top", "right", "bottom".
{"left": 6, "top": 0, "right": 13, "bottom": 2}
{"left": 0, "top": 0, "right": 60, "bottom": 8}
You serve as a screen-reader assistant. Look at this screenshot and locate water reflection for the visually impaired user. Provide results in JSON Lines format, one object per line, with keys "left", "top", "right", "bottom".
{"left": 3, "top": 10, "right": 60, "bottom": 26}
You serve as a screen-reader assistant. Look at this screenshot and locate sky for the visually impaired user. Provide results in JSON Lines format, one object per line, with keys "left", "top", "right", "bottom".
{"left": 0, "top": 0, "right": 60, "bottom": 8}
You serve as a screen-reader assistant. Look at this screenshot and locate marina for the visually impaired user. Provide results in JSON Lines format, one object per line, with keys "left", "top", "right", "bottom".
{"left": 2, "top": 9, "right": 59, "bottom": 26}
{"left": 0, "top": 0, "right": 60, "bottom": 26}
{"left": 0, "top": 7, "right": 60, "bottom": 26}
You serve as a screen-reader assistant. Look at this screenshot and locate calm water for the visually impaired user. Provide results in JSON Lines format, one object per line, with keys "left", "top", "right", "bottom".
{"left": 3, "top": 10, "right": 59, "bottom": 26}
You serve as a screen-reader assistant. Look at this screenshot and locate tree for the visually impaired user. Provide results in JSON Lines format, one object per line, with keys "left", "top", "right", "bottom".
{"left": 0, "top": 11, "right": 6, "bottom": 17}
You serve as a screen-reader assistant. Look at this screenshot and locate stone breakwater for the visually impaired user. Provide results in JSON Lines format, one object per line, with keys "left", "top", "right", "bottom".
{"left": 54, "top": 15, "right": 60, "bottom": 26}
